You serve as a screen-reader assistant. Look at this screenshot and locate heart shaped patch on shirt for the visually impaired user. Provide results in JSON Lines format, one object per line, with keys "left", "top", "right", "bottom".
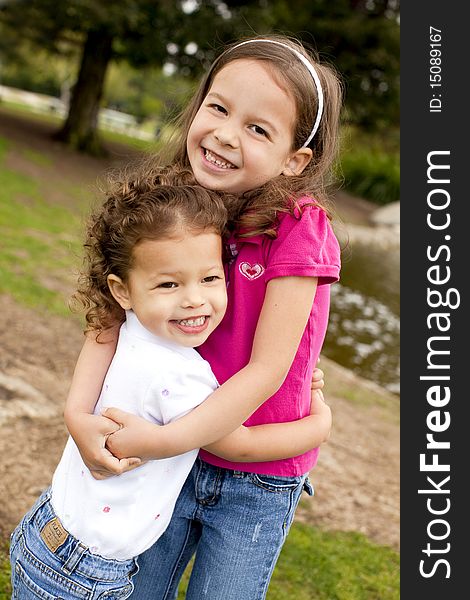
{"left": 239, "top": 262, "right": 265, "bottom": 281}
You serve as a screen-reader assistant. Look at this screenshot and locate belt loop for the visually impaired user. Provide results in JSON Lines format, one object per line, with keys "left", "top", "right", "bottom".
{"left": 61, "top": 542, "right": 88, "bottom": 575}
{"left": 303, "top": 476, "right": 314, "bottom": 496}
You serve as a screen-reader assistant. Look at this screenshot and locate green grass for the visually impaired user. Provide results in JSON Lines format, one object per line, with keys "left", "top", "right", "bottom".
{"left": 0, "top": 108, "right": 147, "bottom": 316}
{"left": 0, "top": 524, "right": 399, "bottom": 599}
{"left": 21, "top": 147, "right": 54, "bottom": 167}
{"left": 0, "top": 543, "right": 11, "bottom": 600}
{"left": 0, "top": 135, "right": 84, "bottom": 315}
{"left": 267, "top": 523, "right": 399, "bottom": 600}
{"left": 0, "top": 136, "right": 9, "bottom": 161}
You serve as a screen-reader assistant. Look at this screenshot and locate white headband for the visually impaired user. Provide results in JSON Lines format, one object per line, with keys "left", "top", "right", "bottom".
{"left": 230, "top": 39, "right": 324, "bottom": 148}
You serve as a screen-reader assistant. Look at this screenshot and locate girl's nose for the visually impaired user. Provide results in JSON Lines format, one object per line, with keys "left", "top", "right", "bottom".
{"left": 214, "top": 124, "right": 238, "bottom": 148}
{"left": 181, "top": 287, "right": 206, "bottom": 308}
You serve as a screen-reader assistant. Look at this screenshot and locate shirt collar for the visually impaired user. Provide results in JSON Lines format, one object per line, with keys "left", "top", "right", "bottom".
{"left": 123, "top": 310, "right": 198, "bottom": 359}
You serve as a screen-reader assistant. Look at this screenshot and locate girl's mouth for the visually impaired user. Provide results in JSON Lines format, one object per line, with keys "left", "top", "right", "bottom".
{"left": 202, "top": 148, "right": 237, "bottom": 170}
{"left": 171, "top": 316, "right": 209, "bottom": 334}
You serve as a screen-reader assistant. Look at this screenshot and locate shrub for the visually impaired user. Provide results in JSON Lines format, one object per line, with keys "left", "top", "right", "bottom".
{"left": 337, "top": 127, "right": 400, "bottom": 206}
{"left": 340, "top": 149, "right": 399, "bottom": 205}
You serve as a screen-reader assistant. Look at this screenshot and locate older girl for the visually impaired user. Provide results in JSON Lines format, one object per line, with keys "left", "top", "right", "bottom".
{"left": 66, "top": 34, "right": 342, "bottom": 599}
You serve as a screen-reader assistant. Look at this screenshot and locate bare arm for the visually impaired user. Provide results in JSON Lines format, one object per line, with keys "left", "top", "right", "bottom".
{"left": 106, "top": 276, "right": 318, "bottom": 460}
{"left": 204, "top": 390, "right": 331, "bottom": 462}
{"left": 64, "top": 329, "right": 118, "bottom": 416}
{"left": 64, "top": 329, "right": 141, "bottom": 478}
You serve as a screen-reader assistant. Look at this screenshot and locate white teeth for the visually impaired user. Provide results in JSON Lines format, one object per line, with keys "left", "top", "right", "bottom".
{"left": 178, "top": 317, "right": 206, "bottom": 327}
{"left": 204, "top": 149, "right": 236, "bottom": 169}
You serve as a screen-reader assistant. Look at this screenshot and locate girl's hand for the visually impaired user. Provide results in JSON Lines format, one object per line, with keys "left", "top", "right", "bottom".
{"left": 103, "top": 407, "right": 160, "bottom": 461}
{"left": 311, "top": 365, "right": 325, "bottom": 391}
{"left": 66, "top": 412, "right": 142, "bottom": 480}
{"left": 310, "top": 389, "right": 332, "bottom": 442}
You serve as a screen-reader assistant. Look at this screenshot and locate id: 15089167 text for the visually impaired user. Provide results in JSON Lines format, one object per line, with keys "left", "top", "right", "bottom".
{"left": 429, "top": 26, "right": 442, "bottom": 113}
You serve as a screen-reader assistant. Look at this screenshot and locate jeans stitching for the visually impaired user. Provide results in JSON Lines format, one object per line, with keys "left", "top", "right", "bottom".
{"left": 196, "top": 462, "right": 224, "bottom": 505}
{"left": 254, "top": 486, "right": 301, "bottom": 600}
{"left": 16, "top": 535, "right": 92, "bottom": 597}
{"left": 99, "top": 582, "right": 134, "bottom": 599}
{"left": 250, "top": 473, "right": 302, "bottom": 493}
{"left": 11, "top": 512, "right": 139, "bottom": 599}
{"left": 13, "top": 554, "right": 91, "bottom": 600}
{"left": 13, "top": 560, "right": 56, "bottom": 600}
{"left": 282, "top": 480, "right": 302, "bottom": 530}
{"left": 162, "top": 519, "right": 194, "bottom": 600}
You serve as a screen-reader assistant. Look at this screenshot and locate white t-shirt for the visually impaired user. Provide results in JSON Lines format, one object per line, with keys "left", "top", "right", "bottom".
{"left": 51, "top": 310, "right": 218, "bottom": 560}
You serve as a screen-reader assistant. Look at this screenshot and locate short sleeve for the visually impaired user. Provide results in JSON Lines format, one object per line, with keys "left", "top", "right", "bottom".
{"left": 264, "top": 200, "right": 340, "bottom": 285}
{"left": 142, "top": 359, "right": 218, "bottom": 425}
{"left": 140, "top": 379, "right": 165, "bottom": 425}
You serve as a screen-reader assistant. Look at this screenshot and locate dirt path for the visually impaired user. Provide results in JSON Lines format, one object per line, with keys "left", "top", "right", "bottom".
{"left": 0, "top": 108, "right": 400, "bottom": 551}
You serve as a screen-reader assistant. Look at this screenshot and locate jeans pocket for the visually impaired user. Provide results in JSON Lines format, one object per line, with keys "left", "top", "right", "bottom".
{"left": 12, "top": 549, "right": 91, "bottom": 600}
{"left": 97, "top": 581, "right": 134, "bottom": 599}
{"left": 249, "top": 473, "right": 303, "bottom": 493}
{"left": 12, "top": 559, "right": 61, "bottom": 599}
{"left": 96, "top": 558, "right": 138, "bottom": 599}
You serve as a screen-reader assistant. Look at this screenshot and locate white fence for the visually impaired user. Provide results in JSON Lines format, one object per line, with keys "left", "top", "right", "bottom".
{"left": 0, "top": 85, "right": 154, "bottom": 141}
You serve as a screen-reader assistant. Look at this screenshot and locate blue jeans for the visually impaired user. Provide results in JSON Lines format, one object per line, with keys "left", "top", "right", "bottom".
{"left": 130, "top": 458, "right": 313, "bottom": 600}
{"left": 9, "top": 488, "right": 138, "bottom": 599}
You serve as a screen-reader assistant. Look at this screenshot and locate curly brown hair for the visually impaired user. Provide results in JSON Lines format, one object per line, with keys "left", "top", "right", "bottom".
{"left": 156, "top": 34, "right": 344, "bottom": 237}
{"left": 72, "top": 173, "right": 227, "bottom": 337}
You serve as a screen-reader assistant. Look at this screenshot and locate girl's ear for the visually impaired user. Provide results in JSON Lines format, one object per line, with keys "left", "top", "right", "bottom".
{"left": 282, "top": 148, "right": 313, "bottom": 177}
{"left": 107, "top": 274, "right": 132, "bottom": 310}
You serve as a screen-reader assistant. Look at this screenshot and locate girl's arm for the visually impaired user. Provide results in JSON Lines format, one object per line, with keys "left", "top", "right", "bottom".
{"left": 203, "top": 390, "right": 331, "bottom": 462}
{"left": 64, "top": 329, "right": 141, "bottom": 478}
{"left": 105, "top": 276, "right": 318, "bottom": 460}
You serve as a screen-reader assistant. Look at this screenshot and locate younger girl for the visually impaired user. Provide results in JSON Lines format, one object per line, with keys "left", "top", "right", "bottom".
{"left": 10, "top": 182, "right": 331, "bottom": 599}
{"left": 66, "top": 34, "right": 342, "bottom": 599}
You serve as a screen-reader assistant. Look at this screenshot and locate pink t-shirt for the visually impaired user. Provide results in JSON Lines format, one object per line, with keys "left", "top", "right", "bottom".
{"left": 199, "top": 199, "right": 341, "bottom": 476}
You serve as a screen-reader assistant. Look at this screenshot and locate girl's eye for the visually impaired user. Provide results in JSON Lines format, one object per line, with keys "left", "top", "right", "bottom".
{"left": 209, "top": 103, "right": 227, "bottom": 115}
{"left": 249, "top": 124, "right": 268, "bottom": 137}
{"left": 157, "top": 282, "right": 177, "bottom": 289}
{"left": 202, "top": 275, "right": 221, "bottom": 283}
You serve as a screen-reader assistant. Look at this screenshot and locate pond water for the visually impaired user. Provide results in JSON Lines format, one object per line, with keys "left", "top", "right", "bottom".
{"left": 323, "top": 241, "right": 400, "bottom": 395}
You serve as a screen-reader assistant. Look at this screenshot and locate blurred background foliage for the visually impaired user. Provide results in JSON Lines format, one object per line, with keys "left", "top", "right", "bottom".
{"left": 0, "top": 0, "right": 399, "bottom": 203}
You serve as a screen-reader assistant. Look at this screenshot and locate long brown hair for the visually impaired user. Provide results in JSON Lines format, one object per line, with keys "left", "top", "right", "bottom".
{"left": 160, "top": 34, "right": 343, "bottom": 236}
{"left": 72, "top": 177, "right": 227, "bottom": 336}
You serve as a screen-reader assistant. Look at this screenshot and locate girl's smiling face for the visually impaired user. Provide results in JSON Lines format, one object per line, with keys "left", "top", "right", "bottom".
{"left": 107, "top": 231, "right": 227, "bottom": 348}
{"left": 186, "top": 59, "right": 312, "bottom": 194}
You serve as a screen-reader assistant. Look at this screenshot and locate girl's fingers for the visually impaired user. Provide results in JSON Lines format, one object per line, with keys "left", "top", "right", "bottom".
{"left": 101, "top": 407, "right": 128, "bottom": 425}
{"left": 311, "top": 367, "right": 325, "bottom": 390}
{"left": 89, "top": 453, "right": 142, "bottom": 480}
{"left": 312, "top": 367, "right": 324, "bottom": 381}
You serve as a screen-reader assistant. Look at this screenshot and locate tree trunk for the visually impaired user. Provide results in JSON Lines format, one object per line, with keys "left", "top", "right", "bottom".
{"left": 55, "top": 27, "right": 113, "bottom": 155}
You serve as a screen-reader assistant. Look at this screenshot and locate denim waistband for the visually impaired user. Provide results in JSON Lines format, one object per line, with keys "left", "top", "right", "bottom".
{"left": 24, "top": 488, "right": 137, "bottom": 581}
